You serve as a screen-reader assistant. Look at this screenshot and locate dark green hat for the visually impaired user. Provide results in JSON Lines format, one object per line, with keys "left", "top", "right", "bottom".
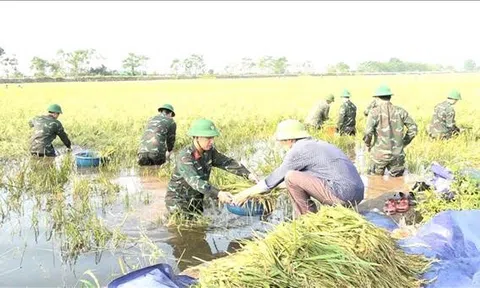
{"left": 158, "top": 103, "right": 175, "bottom": 117}
{"left": 447, "top": 90, "right": 461, "bottom": 100}
{"left": 47, "top": 104, "right": 62, "bottom": 114}
{"left": 341, "top": 89, "right": 351, "bottom": 98}
{"left": 187, "top": 119, "right": 220, "bottom": 137}
{"left": 373, "top": 85, "right": 393, "bottom": 97}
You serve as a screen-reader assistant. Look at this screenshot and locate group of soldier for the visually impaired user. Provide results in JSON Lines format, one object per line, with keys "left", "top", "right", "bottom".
{"left": 305, "top": 85, "right": 463, "bottom": 176}
{"left": 28, "top": 84, "right": 463, "bottom": 218}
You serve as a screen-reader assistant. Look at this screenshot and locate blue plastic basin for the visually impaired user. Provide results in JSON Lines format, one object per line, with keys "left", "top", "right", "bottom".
{"left": 225, "top": 200, "right": 264, "bottom": 216}
{"left": 75, "top": 151, "right": 101, "bottom": 167}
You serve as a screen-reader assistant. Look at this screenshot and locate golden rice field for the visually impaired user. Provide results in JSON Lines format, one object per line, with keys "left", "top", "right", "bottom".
{"left": 0, "top": 74, "right": 479, "bottom": 286}
{"left": 1, "top": 74, "right": 480, "bottom": 171}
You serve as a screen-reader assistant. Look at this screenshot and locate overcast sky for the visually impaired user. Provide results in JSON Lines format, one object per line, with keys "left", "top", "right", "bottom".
{"left": 1, "top": 1, "right": 479, "bottom": 74}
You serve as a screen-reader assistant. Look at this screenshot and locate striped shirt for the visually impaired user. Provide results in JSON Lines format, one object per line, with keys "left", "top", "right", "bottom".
{"left": 259, "top": 138, "right": 364, "bottom": 202}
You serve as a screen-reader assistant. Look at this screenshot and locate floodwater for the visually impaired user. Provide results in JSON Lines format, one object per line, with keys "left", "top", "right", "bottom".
{"left": 0, "top": 140, "right": 423, "bottom": 287}
{"left": 0, "top": 161, "right": 289, "bottom": 287}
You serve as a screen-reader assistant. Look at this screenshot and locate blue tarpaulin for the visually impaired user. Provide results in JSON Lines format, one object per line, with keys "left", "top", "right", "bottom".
{"left": 398, "top": 210, "right": 480, "bottom": 288}
{"left": 107, "top": 263, "right": 197, "bottom": 288}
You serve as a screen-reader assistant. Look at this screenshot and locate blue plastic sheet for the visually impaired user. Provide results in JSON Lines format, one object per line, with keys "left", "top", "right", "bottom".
{"left": 361, "top": 211, "right": 398, "bottom": 232}
{"left": 398, "top": 210, "right": 480, "bottom": 288}
{"left": 430, "top": 162, "right": 455, "bottom": 199}
{"left": 107, "top": 263, "right": 197, "bottom": 288}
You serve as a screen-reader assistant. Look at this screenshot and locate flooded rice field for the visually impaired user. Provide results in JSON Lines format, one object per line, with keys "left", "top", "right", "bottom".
{"left": 0, "top": 140, "right": 423, "bottom": 287}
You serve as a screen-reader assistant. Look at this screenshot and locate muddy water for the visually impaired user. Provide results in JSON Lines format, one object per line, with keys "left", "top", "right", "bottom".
{"left": 0, "top": 161, "right": 288, "bottom": 287}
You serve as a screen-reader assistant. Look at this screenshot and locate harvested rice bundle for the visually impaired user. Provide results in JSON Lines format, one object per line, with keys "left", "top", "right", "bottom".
{"left": 195, "top": 206, "right": 432, "bottom": 288}
{"left": 220, "top": 180, "right": 282, "bottom": 214}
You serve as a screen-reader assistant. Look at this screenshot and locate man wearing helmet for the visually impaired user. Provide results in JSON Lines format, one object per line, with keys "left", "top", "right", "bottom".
{"left": 137, "top": 104, "right": 177, "bottom": 166}
{"left": 305, "top": 94, "right": 335, "bottom": 129}
{"left": 428, "top": 90, "right": 462, "bottom": 140}
{"left": 165, "top": 118, "right": 258, "bottom": 215}
{"left": 29, "top": 104, "right": 72, "bottom": 157}
{"left": 363, "top": 85, "right": 418, "bottom": 177}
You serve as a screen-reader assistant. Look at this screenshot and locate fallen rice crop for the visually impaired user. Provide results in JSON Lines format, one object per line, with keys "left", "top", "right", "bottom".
{"left": 195, "top": 205, "right": 432, "bottom": 288}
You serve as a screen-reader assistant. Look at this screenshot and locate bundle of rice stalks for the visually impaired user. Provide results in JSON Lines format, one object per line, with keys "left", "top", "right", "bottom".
{"left": 195, "top": 206, "right": 432, "bottom": 288}
{"left": 220, "top": 180, "right": 283, "bottom": 214}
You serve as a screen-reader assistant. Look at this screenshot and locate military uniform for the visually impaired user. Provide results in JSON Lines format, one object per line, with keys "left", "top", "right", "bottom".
{"left": 364, "top": 99, "right": 377, "bottom": 117}
{"left": 336, "top": 90, "right": 357, "bottom": 135}
{"left": 29, "top": 115, "right": 71, "bottom": 157}
{"left": 305, "top": 97, "right": 333, "bottom": 129}
{"left": 137, "top": 114, "right": 176, "bottom": 166}
{"left": 165, "top": 144, "right": 250, "bottom": 214}
{"left": 363, "top": 86, "right": 417, "bottom": 177}
{"left": 428, "top": 91, "right": 462, "bottom": 140}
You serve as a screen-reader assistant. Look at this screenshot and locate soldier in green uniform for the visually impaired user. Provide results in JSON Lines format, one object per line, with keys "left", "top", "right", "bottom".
{"left": 305, "top": 94, "right": 335, "bottom": 129}
{"left": 428, "top": 90, "right": 462, "bottom": 140}
{"left": 336, "top": 89, "right": 357, "bottom": 136}
{"left": 137, "top": 104, "right": 177, "bottom": 166}
{"left": 363, "top": 85, "right": 417, "bottom": 177}
{"left": 29, "top": 104, "right": 72, "bottom": 157}
{"left": 165, "top": 119, "right": 258, "bottom": 215}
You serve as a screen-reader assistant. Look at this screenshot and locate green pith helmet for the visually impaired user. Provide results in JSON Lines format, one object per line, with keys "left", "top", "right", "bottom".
{"left": 373, "top": 85, "right": 393, "bottom": 97}
{"left": 341, "top": 89, "right": 351, "bottom": 98}
{"left": 47, "top": 104, "right": 62, "bottom": 114}
{"left": 325, "top": 94, "right": 335, "bottom": 102}
{"left": 187, "top": 119, "right": 220, "bottom": 137}
{"left": 275, "top": 119, "right": 310, "bottom": 141}
{"left": 447, "top": 89, "right": 462, "bottom": 100}
{"left": 158, "top": 103, "right": 175, "bottom": 116}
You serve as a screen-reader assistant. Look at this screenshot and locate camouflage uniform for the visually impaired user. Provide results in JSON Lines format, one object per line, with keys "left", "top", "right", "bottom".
{"left": 305, "top": 100, "right": 330, "bottom": 129}
{"left": 29, "top": 115, "right": 71, "bottom": 157}
{"left": 336, "top": 99, "right": 357, "bottom": 135}
{"left": 364, "top": 99, "right": 377, "bottom": 117}
{"left": 137, "top": 114, "right": 176, "bottom": 166}
{"left": 428, "top": 100, "right": 460, "bottom": 139}
{"left": 363, "top": 101, "right": 417, "bottom": 177}
{"left": 166, "top": 144, "right": 250, "bottom": 214}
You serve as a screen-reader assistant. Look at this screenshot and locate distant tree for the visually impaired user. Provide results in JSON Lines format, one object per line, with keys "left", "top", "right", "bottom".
{"left": 272, "top": 57, "right": 288, "bottom": 74}
{"left": 30, "top": 57, "right": 49, "bottom": 77}
{"left": 122, "top": 53, "right": 149, "bottom": 76}
{"left": 1, "top": 55, "right": 19, "bottom": 78}
{"left": 64, "top": 49, "right": 97, "bottom": 77}
{"left": 183, "top": 54, "right": 206, "bottom": 76}
{"left": 257, "top": 56, "right": 274, "bottom": 74}
{"left": 240, "top": 57, "right": 256, "bottom": 74}
{"left": 89, "top": 64, "right": 111, "bottom": 76}
{"left": 170, "top": 58, "right": 183, "bottom": 76}
{"left": 464, "top": 59, "right": 477, "bottom": 72}
{"left": 335, "top": 62, "right": 350, "bottom": 73}
{"left": 0, "top": 47, "right": 4, "bottom": 58}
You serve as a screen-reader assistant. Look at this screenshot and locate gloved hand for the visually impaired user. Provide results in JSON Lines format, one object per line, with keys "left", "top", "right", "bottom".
{"left": 166, "top": 151, "right": 173, "bottom": 161}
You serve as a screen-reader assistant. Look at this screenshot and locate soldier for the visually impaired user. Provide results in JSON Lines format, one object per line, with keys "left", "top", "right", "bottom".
{"left": 232, "top": 119, "right": 364, "bottom": 218}
{"left": 428, "top": 90, "right": 462, "bottom": 140}
{"left": 363, "top": 85, "right": 417, "bottom": 177}
{"left": 165, "top": 119, "right": 259, "bottom": 215}
{"left": 305, "top": 94, "right": 335, "bottom": 129}
{"left": 137, "top": 104, "right": 177, "bottom": 166}
{"left": 336, "top": 89, "right": 357, "bottom": 136}
{"left": 29, "top": 104, "right": 72, "bottom": 157}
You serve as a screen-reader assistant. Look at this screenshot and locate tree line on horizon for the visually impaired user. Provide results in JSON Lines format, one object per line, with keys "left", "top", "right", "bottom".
{"left": 0, "top": 46, "right": 479, "bottom": 79}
